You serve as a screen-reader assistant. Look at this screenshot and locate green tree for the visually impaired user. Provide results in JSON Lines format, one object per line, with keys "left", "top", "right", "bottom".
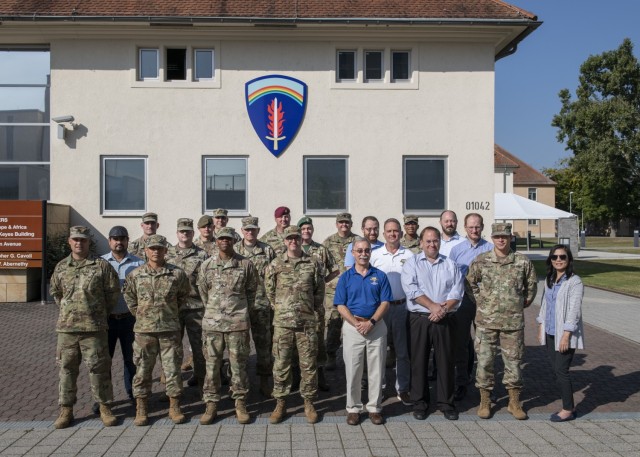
{"left": 552, "top": 38, "right": 640, "bottom": 235}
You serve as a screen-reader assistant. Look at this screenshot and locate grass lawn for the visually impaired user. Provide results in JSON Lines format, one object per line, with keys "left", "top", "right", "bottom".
{"left": 518, "top": 236, "right": 640, "bottom": 254}
{"left": 532, "top": 259, "right": 640, "bottom": 297}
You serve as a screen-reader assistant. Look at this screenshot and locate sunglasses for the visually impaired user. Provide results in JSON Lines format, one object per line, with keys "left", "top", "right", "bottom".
{"left": 550, "top": 254, "right": 568, "bottom": 261}
{"left": 354, "top": 248, "right": 371, "bottom": 254}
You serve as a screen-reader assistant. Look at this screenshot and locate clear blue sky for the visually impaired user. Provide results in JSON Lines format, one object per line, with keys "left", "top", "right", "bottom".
{"left": 496, "top": 0, "right": 640, "bottom": 172}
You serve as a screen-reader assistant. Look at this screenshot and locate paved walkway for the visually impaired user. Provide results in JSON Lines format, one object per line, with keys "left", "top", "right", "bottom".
{"left": 1, "top": 278, "right": 639, "bottom": 456}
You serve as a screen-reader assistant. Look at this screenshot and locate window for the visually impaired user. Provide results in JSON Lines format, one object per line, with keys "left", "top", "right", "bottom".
{"left": 204, "top": 158, "right": 247, "bottom": 212}
{"left": 304, "top": 157, "right": 348, "bottom": 213}
{"left": 139, "top": 49, "right": 159, "bottom": 80}
{"left": 404, "top": 157, "right": 446, "bottom": 213}
{"left": 194, "top": 49, "right": 214, "bottom": 81}
{"left": 0, "top": 48, "right": 50, "bottom": 200}
{"left": 364, "top": 51, "right": 383, "bottom": 81}
{"left": 337, "top": 51, "right": 356, "bottom": 81}
{"left": 528, "top": 188, "right": 538, "bottom": 225}
{"left": 166, "top": 48, "right": 186, "bottom": 81}
{"left": 102, "top": 157, "right": 146, "bottom": 212}
{"left": 392, "top": 51, "right": 410, "bottom": 81}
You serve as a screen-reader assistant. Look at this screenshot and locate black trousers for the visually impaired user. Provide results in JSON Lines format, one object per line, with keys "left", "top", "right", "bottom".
{"left": 409, "top": 312, "right": 454, "bottom": 412}
{"left": 545, "top": 334, "right": 576, "bottom": 411}
{"left": 451, "top": 295, "right": 476, "bottom": 387}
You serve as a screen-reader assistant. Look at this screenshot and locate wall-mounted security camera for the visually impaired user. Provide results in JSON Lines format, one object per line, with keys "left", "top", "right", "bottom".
{"left": 52, "top": 115, "right": 75, "bottom": 124}
{"left": 52, "top": 115, "right": 76, "bottom": 139}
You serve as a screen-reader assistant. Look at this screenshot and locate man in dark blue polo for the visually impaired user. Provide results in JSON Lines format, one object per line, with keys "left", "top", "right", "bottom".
{"left": 334, "top": 236, "right": 392, "bottom": 426}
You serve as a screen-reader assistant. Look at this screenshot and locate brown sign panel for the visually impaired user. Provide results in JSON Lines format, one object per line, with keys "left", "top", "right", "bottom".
{"left": 0, "top": 201, "right": 44, "bottom": 268}
{"left": 0, "top": 216, "right": 43, "bottom": 239}
{"left": 0, "top": 200, "right": 42, "bottom": 216}
{"left": 0, "top": 252, "right": 42, "bottom": 260}
{"left": 0, "top": 259, "right": 42, "bottom": 269}
{"left": 0, "top": 239, "right": 42, "bottom": 251}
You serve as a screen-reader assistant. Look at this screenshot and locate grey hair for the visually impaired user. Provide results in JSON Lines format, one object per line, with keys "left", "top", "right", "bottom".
{"left": 352, "top": 236, "right": 371, "bottom": 248}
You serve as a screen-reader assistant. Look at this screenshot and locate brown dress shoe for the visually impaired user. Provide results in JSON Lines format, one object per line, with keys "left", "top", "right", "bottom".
{"left": 369, "top": 412, "right": 385, "bottom": 425}
{"left": 346, "top": 413, "right": 360, "bottom": 426}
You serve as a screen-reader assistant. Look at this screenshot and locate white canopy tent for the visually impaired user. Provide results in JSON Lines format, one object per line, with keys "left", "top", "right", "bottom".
{"left": 494, "top": 193, "right": 575, "bottom": 250}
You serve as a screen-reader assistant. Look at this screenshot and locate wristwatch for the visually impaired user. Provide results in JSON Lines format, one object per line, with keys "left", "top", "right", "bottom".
{"left": 370, "top": 318, "right": 377, "bottom": 326}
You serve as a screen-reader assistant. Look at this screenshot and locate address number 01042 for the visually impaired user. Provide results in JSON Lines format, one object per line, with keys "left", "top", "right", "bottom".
{"left": 465, "top": 201, "right": 490, "bottom": 211}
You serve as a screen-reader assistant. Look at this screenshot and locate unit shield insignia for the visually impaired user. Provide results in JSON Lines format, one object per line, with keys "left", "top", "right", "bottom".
{"left": 245, "top": 75, "right": 308, "bottom": 158}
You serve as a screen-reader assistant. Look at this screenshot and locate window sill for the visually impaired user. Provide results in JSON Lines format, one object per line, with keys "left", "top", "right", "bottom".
{"left": 102, "top": 211, "right": 146, "bottom": 217}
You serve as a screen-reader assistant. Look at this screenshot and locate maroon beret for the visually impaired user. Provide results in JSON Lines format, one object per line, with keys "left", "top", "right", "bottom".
{"left": 274, "top": 206, "right": 290, "bottom": 218}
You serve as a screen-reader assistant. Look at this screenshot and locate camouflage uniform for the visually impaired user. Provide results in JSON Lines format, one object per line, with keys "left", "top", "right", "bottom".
{"left": 166, "top": 242, "right": 209, "bottom": 389}
{"left": 213, "top": 228, "right": 242, "bottom": 245}
{"left": 466, "top": 249, "right": 537, "bottom": 391}
{"left": 260, "top": 227, "right": 287, "bottom": 256}
{"left": 194, "top": 236, "right": 216, "bottom": 257}
{"left": 303, "top": 240, "right": 338, "bottom": 367}
{"left": 265, "top": 251, "right": 325, "bottom": 400}
{"left": 50, "top": 248, "right": 120, "bottom": 407}
{"left": 123, "top": 254, "right": 191, "bottom": 399}
{"left": 129, "top": 237, "right": 173, "bottom": 261}
{"left": 322, "top": 230, "right": 356, "bottom": 357}
{"left": 400, "top": 235, "right": 421, "bottom": 254}
{"left": 234, "top": 238, "right": 276, "bottom": 376}
{"left": 197, "top": 248, "right": 258, "bottom": 403}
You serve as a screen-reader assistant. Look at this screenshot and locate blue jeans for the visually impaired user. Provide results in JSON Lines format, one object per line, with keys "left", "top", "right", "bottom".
{"left": 108, "top": 313, "right": 136, "bottom": 399}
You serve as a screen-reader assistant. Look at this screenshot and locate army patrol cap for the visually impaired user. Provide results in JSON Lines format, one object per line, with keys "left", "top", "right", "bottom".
{"left": 197, "top": 215, "right": 213, "bottom": 228}
{"left": 213, "top": 208, "right": 228, "bottom": 218}
{"left": 216, "top": 227, "right": 236, "bottom": 239}
{"left": 145, "top": 234, "right": 167, "bottom": 248}
{"left": 177, "top": 218, "right": 194, "bottom": 231}
{"left": 404, "top": 215, "right": 419, "bottom": 225}
{"left": 336, "top": 212, "right": 352, "bottom": 223}
{"left": 242, "top": 216, "right": 259, "bottom": 229}
{"left": 297, "top": 216, "right": 313, "bottom": 227}
{"left": 69, "top": 226, "right": 91, "bottom": 239}
{"left": 108, "top": 226, "right": 128, "bottom": 238}
{"left": 274, "top": 206, "right": 290, "bottom": 218}
{"left": 141, "top": 212, "right": 158, "bottom": 223}
{"left": 491, "top": 223, "right": 512, "bottom": 237}
{"left": 283, "top": 225, "right": 301, "bottom": 239}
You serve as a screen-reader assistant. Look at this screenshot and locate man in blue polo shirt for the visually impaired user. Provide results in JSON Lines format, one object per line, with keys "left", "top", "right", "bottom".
{"left": 334, "top": 236, "right": 392, "bottom": 426}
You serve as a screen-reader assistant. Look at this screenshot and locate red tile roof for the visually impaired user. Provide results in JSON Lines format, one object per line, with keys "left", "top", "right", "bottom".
{"left": 0, "top": 0, "right": 537, "bottom": 20}
{"left": 494, "top": 143, "right": 555, "bottom": 186}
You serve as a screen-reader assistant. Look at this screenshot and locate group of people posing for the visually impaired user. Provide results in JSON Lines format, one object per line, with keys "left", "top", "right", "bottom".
{"left": 49, "top": 206, "right": 585, "bottom": 429}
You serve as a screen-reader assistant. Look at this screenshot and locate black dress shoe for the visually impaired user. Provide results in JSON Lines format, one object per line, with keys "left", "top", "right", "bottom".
{"left": 442, "top": 409, "right": 459, "bottom": 421}
{"left": 550, "top": 411, "right": 576, "bottom": 422}
{"left": 453, "top": 385, "right": 467, "bottom": 401}
{"left": 91, "top": 402, "right": 100, "bottom": 415}
{"left": 412, "top": 410, "right": 428, "bottom": 420}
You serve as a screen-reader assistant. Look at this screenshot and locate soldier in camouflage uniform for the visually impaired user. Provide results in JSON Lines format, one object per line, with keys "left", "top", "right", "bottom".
{"left": 298, "top": 216, "right": 339, "bottom": 391}
{"left": 129, "top": 212, "right": 171, "bottom": 261}
{"left": 260, "top": 206, "right": 291, "bottom": 256}
{"left": 234, "top": 215, "right": 277, "bottom": 397}
{"left": 166, "top": 218, "right": 209, "bottom": 391}
{"left": 321, "top": 212, "right": 356, "bottom": 370}
{"left": 466, "top": 223, "right": 537, "bottom": 420}
{"left": 400, "top": 215, "right": 421, "bottom": 254}
{"left": 197, "top": 227, "right": 258, "bottom": 425}
{"left": 194, "top": 215, "right": 216, "bottom": 256}
{"left": 49, "top": 226, "right": 121, "bottom": 429}
{"left": 265, "top": 226, "right": 325, "bottom": 424}
{"left": 123, "top": 235, "right": 191, "bottom": 426}
{"left": 212, "top": 208, "right": 242, "bottom": 244}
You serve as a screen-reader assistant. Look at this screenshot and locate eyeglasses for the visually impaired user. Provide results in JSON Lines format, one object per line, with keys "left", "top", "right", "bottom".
{"left": 550, "top": 254, "right": 568, "bottom": 261}
{"left": 353, "top": 248, "right": 371, "bottom": 254}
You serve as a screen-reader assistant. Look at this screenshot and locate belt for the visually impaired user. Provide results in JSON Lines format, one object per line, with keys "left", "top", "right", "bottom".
{"left": 410, "top": 311, "right": 449, "bottom": 319}
{"left": 389, "top": 298, "right": 406, "bottom": 306}
{"left": 353, "top": 316, "right": 372, "bottom": 322}
{"left": 110, "top": 312, "right": 132, "bottom": 320}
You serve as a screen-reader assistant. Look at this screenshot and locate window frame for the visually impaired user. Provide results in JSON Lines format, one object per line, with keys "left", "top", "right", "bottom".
{"left": 138, "top": 48, "right": 159, "bottom": 81}
{"left": 193, "top": 48, "right": 215, "bottom": 81}
{"left": 101, "top": 156, "right": 148, "bottom": 215}
{"left": 402, "top": 156, "right": 447, "bottom": 215}
{"left": 336, "top": 50, "right": 357, "bottom": 82}
{"left": 303, "top": 156, "right": 349, "bottom": 215}
{"left": 364, "top": 50, "right": 384, "bottom": 82}
{"left": 202, "top": 156, "right": 249, "bottom": 215}
{"left": 391, "top": 50, "right": 411, "bottom": 82}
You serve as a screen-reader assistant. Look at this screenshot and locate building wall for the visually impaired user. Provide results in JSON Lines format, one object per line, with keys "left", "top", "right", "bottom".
{"left": 46, "top": 29, "right": 496, "bottom": 250}
{"left": 513, "top": 185, "right": 556, "bottom": 239}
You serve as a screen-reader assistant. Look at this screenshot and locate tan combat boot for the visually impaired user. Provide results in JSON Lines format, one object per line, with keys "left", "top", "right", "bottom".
{"left": 304, "top": 399, "right": 318, "bottom": 424}
{"left": 260, "top": 376, "right": 273, "bottom": 398}
{"left": 99, "top": 403, "right": 117, "bottom": 427}
{"left": 235, "top": 399, "right": 251, "bottom": 424}
{"left": 200, "top": 402, "right": 217, "bottom": 425}
{"left": 134, "top": 398, "right": 149, "bottom": 426}
{"left": 168, "top": 397, "right": 187, "bottom": 424}
{"left": 181, "top": 355, "right": 193, "bottom": 371}
{"left": 269, "top": 399, "right": 286, "bottom": 424}
{"left": 53, "top": 406, "right": 74, "bottom": 429}
{"left": 507, "top": 388, "right": 528, "bottom": 420}
{"left": 477, "top": 389, "right": 492, "bottom": 419}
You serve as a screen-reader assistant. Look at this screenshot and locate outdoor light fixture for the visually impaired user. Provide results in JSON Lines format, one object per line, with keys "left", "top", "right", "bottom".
{"left": 52, "top": 115, "right": 76, "bottom": 140}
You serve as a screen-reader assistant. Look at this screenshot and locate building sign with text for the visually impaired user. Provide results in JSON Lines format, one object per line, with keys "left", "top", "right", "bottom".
{"left": 0, "top": 201, "right": 44, "bottom": 269}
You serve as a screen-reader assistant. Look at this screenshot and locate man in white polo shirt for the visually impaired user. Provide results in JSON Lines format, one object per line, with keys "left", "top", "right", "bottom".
{"left": 370, "top": 218, "right": 414, "bottom": 406}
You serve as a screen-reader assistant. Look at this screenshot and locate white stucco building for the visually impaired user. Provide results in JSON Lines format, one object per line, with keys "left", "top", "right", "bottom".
{"left": 0, "top": 1, "right": 540, "bottom": 250}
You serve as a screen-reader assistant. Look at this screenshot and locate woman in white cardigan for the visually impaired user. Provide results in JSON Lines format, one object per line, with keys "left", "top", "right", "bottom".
{"left": 537, "top": 244, "right": 584, "bottom": 422}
